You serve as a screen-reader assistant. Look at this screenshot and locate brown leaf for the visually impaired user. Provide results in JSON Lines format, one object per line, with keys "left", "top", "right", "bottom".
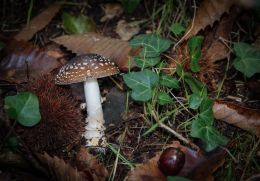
{"left": 52, "top": 32, "right": 138, "bottom": 71}
{"left": 184, "top": 0, "right": 234, "bottom": 40}
{"left": 37, "top": 153, "right": 87, "bottom": 181}
{"left": 0, "top": 40, "right": 62, "bottom": 83}
{"left": 100, "top": 3, "right": 123, "bottom": 22}
{"left": 202, "top": 9, "right": 237, "bottom": 62}
{"left": 198, "top": 8, "right": 238, "bottom": 90}
{"left": 127, "top": 141, "right": 225, "bottom": 181}
{"left": 14, "top": 3, "right": 61, "bottom": 41}
{"left": 213, "top": 100, "right": 260, "bottom": 137}
{"left": 75, "top": 146, "right": 108, "bottom": 181}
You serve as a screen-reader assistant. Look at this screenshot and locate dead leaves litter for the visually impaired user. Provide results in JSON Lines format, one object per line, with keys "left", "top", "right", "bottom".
{"left": 37, "top": 153, "right": 86, "bottom": 181}
{"left": 75, "top": 146, "right": 108, "bottom": 181}
{"left": 213, "top": 100, "right": 260, "bottom": 137}
{"left": 0, "top": 40, "right": 62, "bottom": 83}
{"left": 127, "top": 141, "right": 225, "bottom": 181}
{"left": 52, "top": 32, "right": 139, "bottom": 71}
{"left": 14, "top": 3, "right": 61, "bottom": 41}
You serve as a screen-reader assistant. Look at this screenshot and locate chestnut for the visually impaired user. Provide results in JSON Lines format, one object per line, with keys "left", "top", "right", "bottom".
{"left": 158, "top": 147, "right": 185, "bottom": 176}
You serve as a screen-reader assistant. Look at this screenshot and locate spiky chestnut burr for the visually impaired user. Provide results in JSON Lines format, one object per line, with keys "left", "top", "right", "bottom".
{"left": 16, "top": 74, "right": 84, "bottom": 155}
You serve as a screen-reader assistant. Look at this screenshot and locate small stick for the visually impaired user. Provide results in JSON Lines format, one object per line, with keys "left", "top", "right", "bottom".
{"left": 150, "top": 108, "right": 200, "bottom": 151}
{"left": 109, "top": 76, "right": 123, "bottom": 91}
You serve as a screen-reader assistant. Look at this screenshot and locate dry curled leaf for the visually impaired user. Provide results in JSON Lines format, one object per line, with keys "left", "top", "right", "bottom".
{"left": 116, "top": 20, "right": 140, "bottom": 41}
{"left": 37, "top": 153, "right": 87, "bottom": 181}
{"left": 100, "top": 3, "right": 123, "bottom": 22}
{"left": 213, "top": 100, "right": 260, "bottom": 137}
{"left": 0, "top": 40, "right": 62, "bottom": 83}
{"left": 199, "top": 8, "right": 238, "bottom": 90}
{"left": 52, "top": 32, "right": 139, "bottom": 71}
{"left": 75, "top": 146, "right": 108, "bottom": 181}
{"left": 14, "top": 3, "right": 61, "bottom": 41}
{"left": 184, "top": 0, "right": 235, "bottom": 40}
{"left": 127, "top": 141, "right": 225, "bottom": 181}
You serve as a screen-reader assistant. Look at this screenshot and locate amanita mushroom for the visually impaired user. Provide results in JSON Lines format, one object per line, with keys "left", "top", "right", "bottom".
{"left": 55, "top": 54, "right": 119, "bottom": 148}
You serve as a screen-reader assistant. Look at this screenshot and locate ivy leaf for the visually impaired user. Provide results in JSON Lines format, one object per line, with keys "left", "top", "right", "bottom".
{"left": 188, "top": 36, "right": 204, "bottom": 72}
{"left": 233, "top": 42, "right": 260, "bottom": 78}
{"left": 131, "top": 56, "right": 160, "bottom": 68}
{"left": 191, "top": 97, "right": 227, "bottom": 152}
{"left": 4, "top": 92, "right": 41, "bottom": 127}
{"left": 188, "top": 93, "right": 202, "bottom": 110}
{"left": 121, "top": 0, "right": 141, "bottom": 14}
{"left": 129, "top": 34, "right": 172, "bottom": 57}
{"left": 191, "top": 117, "right": 228, "bottom": 152}
{"left": 123, "top": 69, "right": 159, "bottom": 101}
{"left": 199, "top": 97, "right": 214, "bottom": 122}
{"left": 169, "top": 23, "right": 185, "bottom": 36}
{"left": 160, "top": 74, "right": 180, "bottom": 89}
{"left": 157, "top": 92, "right": 172, "bottom": 105}
{"left": 184, "top": 74, "right": 207, "bottom": 97}
{"left": 62, "top": 12, "right": 96, "bottom": 34}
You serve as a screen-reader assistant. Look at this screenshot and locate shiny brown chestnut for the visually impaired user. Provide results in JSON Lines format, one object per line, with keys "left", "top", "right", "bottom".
{"left": 158, "top": 147, "right": 185, "bottom": 176}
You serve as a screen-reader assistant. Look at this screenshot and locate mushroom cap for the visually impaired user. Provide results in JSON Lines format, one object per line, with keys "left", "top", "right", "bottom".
{"left": 55, "top": 54, "right": 119, "bottom": 85}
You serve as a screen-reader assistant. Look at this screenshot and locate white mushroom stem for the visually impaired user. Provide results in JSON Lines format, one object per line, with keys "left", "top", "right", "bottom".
{"left": 83, "top": 78, "right": 106, "bottom": 147}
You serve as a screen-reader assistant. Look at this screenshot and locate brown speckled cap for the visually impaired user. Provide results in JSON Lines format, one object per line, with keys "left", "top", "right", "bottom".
{"left": 55, "top": 54, "right": 119, "bottom": 85}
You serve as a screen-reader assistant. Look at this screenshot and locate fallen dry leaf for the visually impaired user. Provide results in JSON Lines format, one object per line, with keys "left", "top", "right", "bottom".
{"left": 52, "top": 32, "right": 139, "bottom": 71}
{"left": 37, "top": 153, "right": 87, "bottom": 181}
{"left": 0, "top": 40, "right": 62, "bottom": 83}
{"left": 199, "top": 8, "right": 238, "bottom": 90}
{"left": 116, "top": 20, "right": 140, "bottom": 41}
{"left": 127, "top": 141, "right": 225, "bottom": 181}
{"left": 14, "top": 3, "right": 61, "bottom": 41}
{"left": 166, "top": 8, "right": 238, "bottom": 90}
{"left": 100, "top": 3, "right": 123, "bottom": 22}
{"left": 184, "top": 0, "right": 234, "bottom": 39}
{"left": 213, "top": 100, "right": 260, "bottom": 137}
{"left": 75, "top": 146, "right": 108, "bottom": 181}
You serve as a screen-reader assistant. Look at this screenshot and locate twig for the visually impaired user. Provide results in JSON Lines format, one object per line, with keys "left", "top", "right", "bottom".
{"left": 109, "top": 76, "right": 123, "bottom": 91}
{"left": 159, "top": 123, "right": 199, "bottom": 151}
{"left": 149, "top": 107, "right": 199, "bottom": 151}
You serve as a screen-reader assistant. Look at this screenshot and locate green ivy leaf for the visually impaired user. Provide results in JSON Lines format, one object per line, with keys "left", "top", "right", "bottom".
{"left": 123, "top": 69, "right": 159, "bottom": 101}
{"left": 184, "top": 74, "right": 207, "bottom": 97}
{"left": 233, "top": 42, "right": 260, "bottom": 77}
{"left": 131, "top": 56, "right": 160, "bottom": 68}
{"left": 4, "top": 92, "right": 41, "bottom": 127}
{"left": 199, "top": 98, "right": 214, "bottom": 122}
{"left": 167, "top": 176, "right": 192, "bottom": 181}
{"left": 160, "top": 74, "right": 180, "bottom": 89}
{"left": 191, "top": 117, "right": 228, "bottom": 152}
{"left": 62, "top": 12, "right": 96, "bottom": 34}
{"left": 121, "top": 0, "right": 141, "bottom": 14}
{"left": 169, "top": 23, "right": 185, "bottom": 36}
{"left": 188, "top": 93, "right": 202, "bottom": 110}
{"left": 129, "top": 34, "right": 172, "bottom": 57}
{"left": 188, "top": 36, "right": 204, "bottom": 72}
{"left": 191, "top": 97, "right": 227, "bottom": 152}
{"left": 158, "top": 92, "right": 172, "bottom": 105}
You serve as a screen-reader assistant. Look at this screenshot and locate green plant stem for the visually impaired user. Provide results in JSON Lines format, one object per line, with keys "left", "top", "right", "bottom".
{"left": 26, "top": 0, "right": 34, "bottom": 27}
{"left": 108, "top": 144, "right": 135, "bottom": 169}
{"left": 216, "top": 56, "right": 230, "bottom": 98}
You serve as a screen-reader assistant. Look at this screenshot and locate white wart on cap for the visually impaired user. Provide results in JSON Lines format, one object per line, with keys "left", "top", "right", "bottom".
{"left": 55, "top": 54, "right": 119, "bottom": 85}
